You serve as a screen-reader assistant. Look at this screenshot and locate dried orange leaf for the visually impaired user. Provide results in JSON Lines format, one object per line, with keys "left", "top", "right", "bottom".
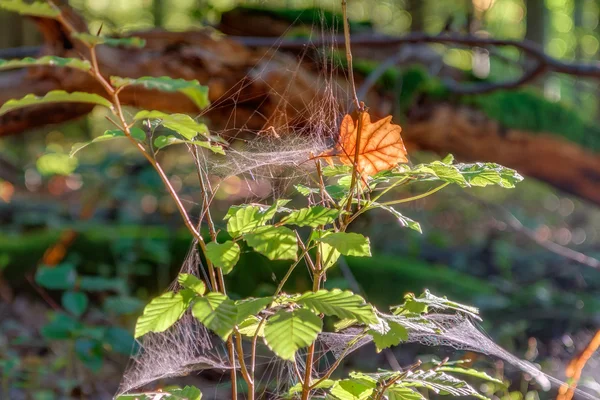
{"left": 335, "top": 112, "right": 408, "bottom": 176}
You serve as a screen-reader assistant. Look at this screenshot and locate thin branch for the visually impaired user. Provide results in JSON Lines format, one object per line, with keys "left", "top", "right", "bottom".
{"left": 235, "top": 32, "right": 600, "bottom": 79}
{"left": 341, "top": 0, "right": 360, "bottom": 110}
{"left": 464, "top": 192, "right": 600, "bottom": 270}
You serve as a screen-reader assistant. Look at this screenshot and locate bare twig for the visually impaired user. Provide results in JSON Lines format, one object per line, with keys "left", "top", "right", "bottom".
{"left": 465, "top": 193, "right": 600, "bottom": 270}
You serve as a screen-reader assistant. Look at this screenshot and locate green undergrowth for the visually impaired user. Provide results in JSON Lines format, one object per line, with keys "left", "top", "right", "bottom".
{"left": 0, "top": 225, "right": 492, "bottom": 306}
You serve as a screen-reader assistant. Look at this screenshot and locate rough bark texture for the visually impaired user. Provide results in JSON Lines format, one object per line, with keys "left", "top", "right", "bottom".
{"left": 1, "top": 8, "right": 600, "bottom": 205}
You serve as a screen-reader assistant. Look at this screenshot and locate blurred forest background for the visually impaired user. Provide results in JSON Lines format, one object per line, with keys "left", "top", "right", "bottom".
{"left": 1, "top": 0, "right": 600, "bottom": 399}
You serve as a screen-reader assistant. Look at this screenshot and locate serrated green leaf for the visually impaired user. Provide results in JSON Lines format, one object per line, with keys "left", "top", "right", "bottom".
{"left": 288, "top": 379, "right": 335, "bottom": 395}
{"left": 437, "top": 366, "right": 505, "bottom": 386}
{"left": 281, "top": 206, "right": 340, "bottom": 227}
{"left": 191, "top": 292, "right": 238, "bottom": 340}
{"left": 235, "top": 297, "right": 273, "bottom": 323}
{"left": 70, "top": 128, "right": 146, "bottom": 157}
{"left": 204, "top": 241, "right": 240, "bottom": 274}
{"left": 61, "top": 291, "right": 88, "bottom": 317}
{"left": 134, "top": 291, "right": 192, "bottom": 338}
{"left": 0, "top": 0, "right": 59, "bottom": 17}
{"left": 244, "top": 225, "right": 298, "bottom": 261}
{"left": 164, "top": 385, "right": 202, "bottom": 400}
{"left": 112, "top": 76, "right": 209, "bottom": 110}
{"left": 225, "top": 201, "right": 290, "bottom": 237}
{"left": 402, "top": 370, "right": 490, "bottom": 400}
{"left": 294, "top": 184, "right": 319, "bottom": 196}
{"left": 368, "top": 319, "right": 408, "bottom": 352}
{"left": 456, "top": 162, "right": 523, "bottom": 188}
{"left": 135, "top": 110, "right": 209, "bottom": 140}
{"left": 153, "top": 135, "right": 225, "bottom": 154}
{"left": 374, "top": 204, "right": 422, "bottom": 233}
{"left": 329, "top": 378, "right": 376, "bottom": 400}
{"left": 427, "top": 161, "right": 468, "bottom": 186}
{"left": 264, "top": 308, "right": 322, "bottom": 360}
{"left": 317, "top": 232, "right": 371, "bottom": 257}
{"left": 441, "top": 154, "right": 455, "bottom": 164}
{"left": 392, "top": 290, "right": 480, "bottom": 319}
{"left": 0, "top": 56, "right": 90, "bottom": 71}
{"left": 322, "top": 165, "right": 352, "bottom": 176}
{"left": 72, "top": 33, "right": 146, "bottom": 48}
{"left": 177, "top": 273, "right": 206, "bottom": 295}
{"left": 296, "top": 289, "right": 377, "bottom": 324}
{"left": 237, "top": 316, "right": 265, "bottom": 337}
{"left": 385, "top": 386, "right": 425, "bottom": 400}
{"left": 311, "top": 231, "right": 341, "bottom": 270}
{"left": 0, "top": 90, "right": 112, "bottom": 117}
{"left": 35, "top": 264, "right": 77, "bottom": 290}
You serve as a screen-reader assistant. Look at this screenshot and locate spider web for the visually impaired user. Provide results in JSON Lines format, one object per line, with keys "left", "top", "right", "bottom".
{"left": 116, "top": 5, "right": 598, "bottom": 400}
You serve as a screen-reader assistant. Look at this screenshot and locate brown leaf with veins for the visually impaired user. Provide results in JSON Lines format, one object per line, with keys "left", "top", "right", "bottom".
{"left": 334, "top": 112, "right": 408, "bottom": 176}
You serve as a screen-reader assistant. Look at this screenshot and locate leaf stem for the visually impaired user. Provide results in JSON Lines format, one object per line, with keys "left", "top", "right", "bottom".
{"left": 381, "top": 182, "right": 450, "bottom": 206}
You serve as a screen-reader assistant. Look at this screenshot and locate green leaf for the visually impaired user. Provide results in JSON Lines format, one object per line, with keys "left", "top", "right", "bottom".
{"left": 296, "top": 289, "right": 377, "bottom": 325}
{"left": 294, "top": 184, "right": 319, "bottom": 196}
{"left": 402, "top": 370, "right": 490, "bottom": 400}
{"left": 134, "top": 291, "right": 192, "bottom": 338}
{"left": 113, "top": 76, "right": 209, "bottom": 110}
{"left": 72, "top": 33, "right": 146, "bottom": 48}
{"left": 103, "top": 295, "right": 144, "bottom": 316}
{"left": 374, "top": 204, "right": 422, "bottom": 233}
{"left": 61, "top": 291, "right": 89, "bottom": 317}
{"left": 134, "top": 110, "right": 209, "bottom": 140}
{"left": 244, "top": 226, "right": 298, "bottom": 261}
{"left": 0, "top": 91, "right": 112, "bottom": 117}
{"left": 312, "top": 231, "right": 341, "bottom": 270}
{"left": 35, "top": 264, "right": 77, "bottom": 290}
{"left": 225, "top": 201, "right": 290, "bottom": 237}
{"left": 41, "top": 312, "right": 81, "bottom": 340}
{"left": 437, "top": 366, "right": 505, "bottom": 386}
{"left": 204, "top": 241, "right": 241, "bottom": 274}
{"left": 70, "top": 128, "right": 146, "bottom": 157}
{"left": 329, "top": 378, "right": 376, "bottom": 400}
{"left": 392, "top": 290, "right": 480, "bottom": 319}
{"left": 322, "top": 165, "right": 352, "bottom": 176}
{"left": 104, "top": 326, "right": 136, "bottom": 355}
{"left": 385, "top": 387, "right": 425, "bottom": 400}
{"left": 264, "top": 308, "right": 322, "bottom": 361}
{"left": 427, "top": 161, "right": 468, "bottom": 186}
{"left": 281, "top": 206, "right": 340, "bottom": 227}
{"left": 153, "top": 135, "right": 225, "bottom": 154}
{"left": 317, "top": 232, "right": 371, "bottom": 257}
{"left": 191, "top": 292, "right": 238, "bottom": 340}
{"left": 235, "top": 297, "right": 273, "bottom": 323}
{"left": 0, "top": 0, "right": 60, "bottom": 17}
{"left": 368, "top": 319, "right": 408, "bottom": 352}
{"left": 36, "top": 152, "right": 78, "bottom": 176}
{"left": 164, "top": 385, "right": 202, "bottom": 400}
{"left": 0, "top": 56, "right": 90, "bottom": 72}
{"left": 288, "top": 379, "right": 335, "bottom": 395}
{"left": 237, "top": 316, "right": 265, "bottom": 337}
{"left": 441, "top": 154, "right": 455, "bottom": 164}
{"left": 456, "top": 162, "right": 523, "bottom": 188}
{"left": 177, "top": 273, "right": 206, "bottom": 295}
{"left": 74, "top": 338, "right": 104, "bottom": 371}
